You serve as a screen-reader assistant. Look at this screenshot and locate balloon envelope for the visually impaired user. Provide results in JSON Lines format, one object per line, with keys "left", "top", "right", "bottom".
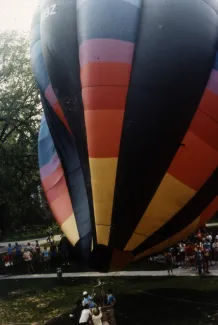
{"left": 31, "top": 0, "right": 218, "bottom": 272}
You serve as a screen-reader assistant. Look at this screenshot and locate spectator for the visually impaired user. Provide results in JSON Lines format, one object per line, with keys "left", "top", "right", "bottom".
{"left": 2, "top": 253, "right": 12, "bottom": 276}
{"left": 50, "top": 241, "right": 57, "bottom": 268}
{"left": 212, "top": 238, "right": 218, "bottom": 264}
{"left": 35, "top": 240, "right": 41, "bottom": 256}
{"left": 26, "top": 242, "right": 33, "bottom": 252}
{"left": 7, "top": 243, "right": 13, "bottom": 263}
{"left": 203, "top": 240, "right": 210, "bottom": 274}
{"left": 13, "top": 242, "right": 22, "bottom": 264}
{"left": 165, "top": 251, "right": 173, "bottom": 276}
{"left": 23, "top": 248, "right": 35, "bottom": 274}
{"left": 47, "top": 227, "right": 54, "bottom": 242}
{"left": 179, "top": 243, "right": 186, "bottom": 267}
{"left": 207, "top": 233, "right": 213, "bottom": 243}
{"left": 42, "top": 246, "right": 50, "bottom": 271}
{"left": 58, "top": 236, "right": 70, "bottom": 266}
{"left": 195, "top": 246, "right": 203, "bottom": 276}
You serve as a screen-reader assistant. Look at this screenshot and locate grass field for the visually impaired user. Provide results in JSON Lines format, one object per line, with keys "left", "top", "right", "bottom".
{"left": 1, "top": 277, "right": 218, "bottom": 325}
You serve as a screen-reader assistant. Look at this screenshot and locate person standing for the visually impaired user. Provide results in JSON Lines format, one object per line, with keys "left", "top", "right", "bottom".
{"left": 58, "top": 236, "right": 70, "bottom": 266}
{"left": 165, "top": 251, "right": 173, "bottom": 276}
{"left": 2, "top": 253, "right": 12, "bottom": 276}
{"left": 26, "top": 242, "right": 33, "bottom": 252}
{"left": 50, "top": 241, "right": 57, "bottom": 268}
{"left": 13, "top": 242, "right": 22, "bottom": 265}
{"left": 35, "top": 240, "right": 41, "bottom": 256}
{"left": 107, "top": 289, "right": 116, "bottom": 305}
{"left": 42, "top": 246, "right": 50, "bottom": 271}
{"left": 82, "top": 291, "right": 95, "bottom": 308}
{"left": 23, "top": 248, "right": 35, "bottom": 274}
{"left": 7, "top": 243, "right": 13, "bottom": 265}
{"left": 213, "top": 238, "right": 218, "bottom": 264}
{"left": 203, "top": 239, "right": 211, "bottom": 271}
{"left": 195, "top": 246, "right": 203, "bottom": 276}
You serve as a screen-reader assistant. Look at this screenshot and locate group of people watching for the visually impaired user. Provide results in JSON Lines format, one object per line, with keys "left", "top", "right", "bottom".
{"left": 165, "top": 228, "right": 218, "bottom": 276}
{"left": 70, "top": 290, "right": 116, "bottom": 325}
{"left": 2, "top": 240, "right": 59, "bottom": 275}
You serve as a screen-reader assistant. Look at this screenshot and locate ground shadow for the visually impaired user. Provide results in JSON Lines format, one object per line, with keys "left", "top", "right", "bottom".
{"left": 43, "top": 287, "right": 218, "bottom": 325}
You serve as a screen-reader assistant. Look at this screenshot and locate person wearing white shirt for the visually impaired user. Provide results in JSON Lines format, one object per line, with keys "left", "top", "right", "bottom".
{"left": 79, "top": 305, "right": 91, "bottom": 324}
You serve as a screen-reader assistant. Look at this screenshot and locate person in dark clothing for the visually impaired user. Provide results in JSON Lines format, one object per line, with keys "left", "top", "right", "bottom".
{"left": 195, "top": 247, "right": 203, "bottom": 276}
{"left": 69, "top": 299, "right": 83, "bottom": 323}
{"left": 165, "top": 251, "right": 173, "bottom": 276}
{"left": 203, "top": 240, "right": 211, "bottom": 274}
{"left": 58, "top": 236, "right": 70, "bottom": 266}
{"left": 50, "top": 241, "right": 57, "bottom": 267}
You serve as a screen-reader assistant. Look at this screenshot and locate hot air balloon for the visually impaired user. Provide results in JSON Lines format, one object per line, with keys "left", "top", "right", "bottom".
{"left": 31, "top": 0, "right": 218, "bottom": 272}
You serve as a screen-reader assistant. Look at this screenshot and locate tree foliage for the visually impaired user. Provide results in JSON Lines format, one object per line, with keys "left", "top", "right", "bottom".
{"left": 0, "top": 31, "right": 50, "bottom": 233}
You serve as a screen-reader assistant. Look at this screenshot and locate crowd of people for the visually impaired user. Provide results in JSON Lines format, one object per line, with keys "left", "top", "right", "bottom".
{"left": 164, "top": 228, "right": 218, "bottom": 276}
{"left": 1, "top": 236, "right": 70, "bottom": 276}
{"left": 70, "top": 290, "right": 116, "bottom": 325}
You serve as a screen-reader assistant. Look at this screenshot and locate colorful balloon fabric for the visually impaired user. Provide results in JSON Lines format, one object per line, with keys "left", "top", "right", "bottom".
{"left": 31, "top": 0, "right": 218, "bottom": 272}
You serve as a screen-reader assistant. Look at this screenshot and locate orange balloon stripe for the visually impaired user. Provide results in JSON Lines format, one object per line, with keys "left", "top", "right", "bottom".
{"left": 81, "top": 61, "right": 132, "bottom": 244}
{"left": 199, "top": 88, "right": 218, "bottom": 123}
{"left": 53, "top": 101, "right": 72, "bottom": 134}
{"left": 84, "top": 110, "right": 124, "bottom": 158}
{"left": 189, "top": 108, "right": 218, "bottom": 151}
{"left": 45, "top": 84, "right": 72, "bottom": 133}
{"left": 80, "top": 62, "right": 132, "bottom": 88}
{"left": 82, "top": 86, "right": 128, "bottom": 111}
{"left": 168, "top": 131, "right": 218, "bottom": 190}
{"left": 81, "top": 62, "right": 131, "bottom": 158}
{"left": 199, "top": 196, "right": 218, "bottom": 226}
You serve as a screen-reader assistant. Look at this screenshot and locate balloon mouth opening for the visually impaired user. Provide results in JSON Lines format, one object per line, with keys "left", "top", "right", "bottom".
{"left": 89, "top": 244, "right": 113, "bottom": 273}
{"left": 89, "top": 245, "right": 134, "bottom": 273}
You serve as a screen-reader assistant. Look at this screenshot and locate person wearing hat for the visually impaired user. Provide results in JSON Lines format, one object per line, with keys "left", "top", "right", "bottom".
{"left": 82, "top": 291, "right": 95, "bottom": 308}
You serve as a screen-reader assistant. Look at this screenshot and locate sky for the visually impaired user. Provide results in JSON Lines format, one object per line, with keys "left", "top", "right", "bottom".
{"left": 0, "top": 0, "right": 38, "bottom": 32}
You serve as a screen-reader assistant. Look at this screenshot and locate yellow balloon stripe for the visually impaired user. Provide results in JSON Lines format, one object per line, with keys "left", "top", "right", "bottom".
{"left": 89, "top": 158, "right": 117, "bottom": 245}
{"left": 60, "top": 214, "right": 80, "bottom": 246}
{"left": 134, "top": 217, "right": 200, "bottom": 260}
{"left": 125, "top": 173, "right": 195, "bottom": 251}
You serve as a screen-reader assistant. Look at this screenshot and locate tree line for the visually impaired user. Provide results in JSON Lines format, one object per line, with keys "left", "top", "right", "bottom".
{"left": 0, "top": 31, "right": 52, "bottom": 237}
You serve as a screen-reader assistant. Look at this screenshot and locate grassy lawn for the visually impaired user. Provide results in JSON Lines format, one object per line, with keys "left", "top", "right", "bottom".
{"left": 1, "top": 277, "right": 218, "bottom": 325}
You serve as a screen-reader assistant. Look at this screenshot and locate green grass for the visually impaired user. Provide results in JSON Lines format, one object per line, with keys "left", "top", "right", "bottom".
{"left": 1, "top": 277, "right": 218, "bottom": 325}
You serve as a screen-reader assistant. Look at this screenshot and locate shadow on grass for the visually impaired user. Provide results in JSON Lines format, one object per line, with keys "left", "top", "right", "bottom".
{"left": 43, "top": 287, "right": 218, "bottom": 325}
{"left": 1, "top": 277, "right": 218, "bottom": 325}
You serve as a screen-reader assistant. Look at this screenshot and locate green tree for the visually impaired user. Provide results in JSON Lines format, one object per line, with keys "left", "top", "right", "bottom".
{"left": 0, "top": 31, "right": 49, "bottom": 234}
